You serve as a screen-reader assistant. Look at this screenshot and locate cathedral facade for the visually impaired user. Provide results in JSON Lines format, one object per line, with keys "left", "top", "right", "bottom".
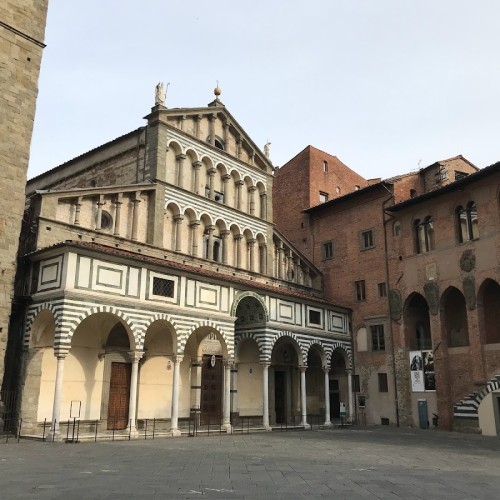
{"left": 15, "top": 89, "right": 353, "bottom": 438}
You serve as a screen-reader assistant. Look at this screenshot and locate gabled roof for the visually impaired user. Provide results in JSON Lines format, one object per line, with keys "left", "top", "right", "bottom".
{"left": 145, "top": 100, "right": 274, "bottom": 172}
{"left": 388, "top": 161, "right": 500, "bottom": 212}
{"left": 418, "top": 154, "right": 479, "bottom": 173}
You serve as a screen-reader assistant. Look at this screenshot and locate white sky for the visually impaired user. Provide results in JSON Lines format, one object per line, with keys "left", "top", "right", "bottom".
{"left": 29, "top": 0, "right": 500, "bottom": 180}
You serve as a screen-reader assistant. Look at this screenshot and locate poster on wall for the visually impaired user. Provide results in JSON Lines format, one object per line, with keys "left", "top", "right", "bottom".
{"left": 423, "top": 350, "right": 435, "bottom": 391}
{"left": 409, "top": 351, "right": 425, "bottom": 391}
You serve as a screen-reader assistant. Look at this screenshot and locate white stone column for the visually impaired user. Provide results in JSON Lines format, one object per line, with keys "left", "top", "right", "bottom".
{"left": 48, "top": 354, "right": 66, "bottom": 440}
{"left": 299, "top": 366, "right": 308, "bottom": 427}
{"left": 113, "top": 193, "right": 122, "bottom": 236}
{"left": 347, "top": 369, "right": 354, "bottom": 422}
{"left": 222, "top": 174, "right": 231, "bottom": 203}
{"left": 324, "top": 367, "right": 331, "bottom": 427}
{"left": 260, "top": 193, "right": 267, "bottom": 219}
{"left": 192, "top": 161, "right": 202, "bottom": 193}
{"left": 277, "top": 242, "right": 284, "bottom": 279}
{"left": 248, "top": 239, "right": 256, "bottom": 272}
{"left": 174, "top": 214, "right": 184, "bottom": 252}
{"left": 235, "top": 234, "right": 243, "bottom": 268}
{"left": 190, "top": 220, "right": 200, "bottom": 257}
{"left": 223, "top": 360, "right": 232, "bottom": 432}
{"left": 127, "top": 351, "right": 143, "bottom": 437}
{"left": 248, "top": 186, "right": 256, "bottom": 215}
{"left": 170, "top": 355, "right": 183, "bottom": 436}
{"left": 131, "top": 191, "right": 141, "bottom": 241}
{"left": 221, "top": 230, "right": 230, "bottom": 264}
{"left": 74, "top": 197, "right": 82, "bottom": 225}
{"left": 206, "top": 225, "right": 215, "bottom": 260}
{"left": 95, "top": 195, "right": 105, "bottom": 230}
{"left": 259, "top": 243, "right": 267, "bottom": 275}
{"left": 208, "top": 168, "right": 216, "bottom": 199}
{"left": 176, "top": 154, "right": 186, "bottom": 188}
{"left": 209, "top": 113, "right": 216, "bottom": 146}
{"left": 261, "top": 362, "right": 271, "bottom": 430}
{"left": 236, "top": 180, "right": 244, "bottom": 210}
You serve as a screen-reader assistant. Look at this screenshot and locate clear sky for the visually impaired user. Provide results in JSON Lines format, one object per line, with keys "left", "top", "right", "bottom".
{"left": 29, "top": 0, "right": 500, "bottom": 180}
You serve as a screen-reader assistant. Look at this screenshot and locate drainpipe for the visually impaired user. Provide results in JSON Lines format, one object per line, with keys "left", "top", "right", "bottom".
{"left": 381, "top": 182, "right": 400, "bottom": 427}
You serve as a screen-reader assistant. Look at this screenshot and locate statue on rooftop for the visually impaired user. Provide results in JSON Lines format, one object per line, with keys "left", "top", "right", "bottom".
{"left": 155, "top": 82, "right": 166, "bottom": 106}
{"left": 264, "top": 140, "right": 271, "bottom": 159}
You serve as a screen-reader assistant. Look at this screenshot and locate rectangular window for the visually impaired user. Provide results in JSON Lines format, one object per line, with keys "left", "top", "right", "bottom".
{"left": 455, "top": 171, "right": 468, "bottom": 181}
{"left": 355, "top": 280, "right": 366, "bottom": 301}
{"left": 371, "top": 324, "right": 385, "bottom": 351}
{"left": 309, "top": 309, "right": 321, "bottom": 325}
{"left": 319, "top": 191, "right": 329, "bottom": 203}
{"left": 323, "top": 160, "right": 328, "bottom": 173}
{"left": 378, "top": 373, "right": 388, "bottom": 392}
{"left": 378, "top": 282, "right": 387, "bottom": 298}
{"left": 322, "top": 241, "right": 333, "bottom": 260}
{"left": 353, "top": 375, "right": 360, "bottom": 393}
{"left": 152, "top": 277, "right": 175, "bottom": 298}
{"left": 361, "top": 229, "right": 374, "bottom": 249}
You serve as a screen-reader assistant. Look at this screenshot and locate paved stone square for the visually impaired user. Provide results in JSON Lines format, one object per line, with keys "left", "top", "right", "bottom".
{"left": 0, "top": 426, "right": 499, "bottom": 499}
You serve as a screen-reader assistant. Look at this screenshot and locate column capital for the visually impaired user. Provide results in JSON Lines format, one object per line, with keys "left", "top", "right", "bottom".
{"left": 260, "top": 361, "right": 271, "bottom": 368}
{"left": 299, "top": 365, "right": 307, "bottom": 373}
{"left": 346, "top": 368, "right": 353, "bottom": 374}
{"left": 130, "top": 350, "right": 144, "bottom": 363}
{"left": 173, "top": 214, "right": 184, "bottom": 223}
{"left": 114, "top": 193, "right": 123, "bottom": 205}
{"left": 192, "top": 160, "right": 202, "bottom": 169}
{"left": 234, "top": 234, "right": 244, "bottom": 241}
{"left": 323, "top": 366, "right": 330, "bottom": 374}
{"left": 55, "top": 353, "right": 68, "bottom": 361}
{"left": 247, "top": 238, "right": 256, "bottom": 247}
{"left": 259, "top": 242, "right": 267, "bottom": 249}
{"left": 190, "top": 219, "right": 201, "bottom": 227}
{"left": 173, "top": 354, "right": 184, "bottom": 364}
{"left": 248, "top": 185, "right": 257, "bottom": 193}
{"left": 176, "top": 153, "right": 187, "bottom": 161}
{"left": 74, "top": 196, "right": 82, "bottom": 205}
{"left": 235, "top": 180, "right": 244, "bottom": 187}
{"left": 223, "top": 121, "right": 231, "bottom": 129}
{"left": 195, "top": 114, "right": 203, "bottom": 121}
{"left": 220, "top": 230, "right": 231, "bottom": 238}
{"left": 260, "top": 191, "right": 267, "bottom": 198}
{"left": 97, "top": 194, "right": 106, "bottom": 206}
{"left": 208, "top": 167, "right": 217, "bottom": 176}
{"left": 205, "top": 224, "right": 216, "bottom": 233}
{"left": 222, "top": 174, "right": 231, "bottom": 182}
{"left": 209, "top": 113, "right": 217, "bottom": 121}
{"left": 133, "top": 191, "right": 142, "bottom": 202}
{"left": 224, "top": 358, "right": 235, "bottom": 368}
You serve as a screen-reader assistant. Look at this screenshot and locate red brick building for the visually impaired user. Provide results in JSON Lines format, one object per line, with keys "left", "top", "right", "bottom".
{"left": 274, "top": 150, "right": 500, "bottom": 435}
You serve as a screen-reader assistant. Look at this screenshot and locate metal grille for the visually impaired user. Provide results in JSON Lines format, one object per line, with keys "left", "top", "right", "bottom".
{"left": 152, "top": 277, "right": 174, "bottom": 297}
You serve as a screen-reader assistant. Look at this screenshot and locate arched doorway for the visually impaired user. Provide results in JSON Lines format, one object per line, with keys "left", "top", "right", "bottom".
{"left": 184, "top": 327, "right": 229, "bottom": 427}
{"left": 270, "top": 337, "right": 301, "bottom": 424}
{"left": 478, "top": 279, "right": 500, "bottom": 344}
{"left": 440, "top": 287, "right": 469, "bottom": 347}
{"left": 199, "top": 333, "right": 224, "bottom": 425}
{"left": 306, "top": 346, "right": 325, "bottom": 417}
{"left": 329, "top": 350, "right": 347, "bottom": 419}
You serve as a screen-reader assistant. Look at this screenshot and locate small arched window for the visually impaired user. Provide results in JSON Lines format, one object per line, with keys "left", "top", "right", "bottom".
{"left": 414, "top": 216, "right": 434, "bottom": 253}
{"left": 393, "top": 221, "right": 401, "bottom": 237}
{"left": 456, "top": 201, "right": 478, "bottom": 242}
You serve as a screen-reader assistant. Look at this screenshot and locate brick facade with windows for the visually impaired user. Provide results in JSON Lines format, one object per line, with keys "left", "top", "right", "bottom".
{"left": 274, "top": 148, "right": 500, "bottom": 434}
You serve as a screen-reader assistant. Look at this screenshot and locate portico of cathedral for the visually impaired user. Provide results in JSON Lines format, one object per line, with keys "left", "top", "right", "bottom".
{"left": 15, "top": 87, "right": 353, "bottom": 439}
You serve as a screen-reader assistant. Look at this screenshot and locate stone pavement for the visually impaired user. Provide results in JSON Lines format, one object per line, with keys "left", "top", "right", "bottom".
{"left": 0, "top": 426, "right": 499, "bottom": 499}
